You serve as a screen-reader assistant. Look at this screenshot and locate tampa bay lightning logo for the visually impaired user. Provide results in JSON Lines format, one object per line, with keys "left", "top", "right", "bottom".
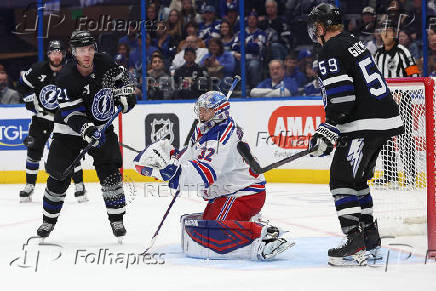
{"left": 92, "top": 88, "right": 114, "bottom": 121}
{"left": 39, "top": 85, "right": 60, "bottom": 110}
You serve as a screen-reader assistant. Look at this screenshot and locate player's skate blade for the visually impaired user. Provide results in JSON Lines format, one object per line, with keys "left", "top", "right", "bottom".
{"left": 110, "top": 221, "right": 126, "bottom": 243}
{"left": 19, "top": 184, "right": 35, "bottom": 203}
{"left": 37, "top": 222, "right": 54, "bottom": 238}
{"left": 74, "top": 183, "right": 88, "bottom": 203}
{"left": 329, "top": 250, "right": 367, "bottom": 266}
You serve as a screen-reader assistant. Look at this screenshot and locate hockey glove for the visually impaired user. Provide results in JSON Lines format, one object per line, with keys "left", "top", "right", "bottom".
{"left": 80, "top": 123, "right": 105, "bottom": 147}
{"left": 113, "top": 87, "right": 136, "bottom": 113}
{"left": 23, "top": 93, "right": 37, "bottom": 113}
{"left": 309, "top": 123, "right": 340, "bottom": 157}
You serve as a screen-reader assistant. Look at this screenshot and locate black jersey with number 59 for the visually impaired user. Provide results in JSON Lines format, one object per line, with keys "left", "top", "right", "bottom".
{"left": 317, "top": 31, "right": 404, "bottom": 139}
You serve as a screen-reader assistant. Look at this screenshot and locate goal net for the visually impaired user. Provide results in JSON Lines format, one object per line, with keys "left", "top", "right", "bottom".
{"left": 369, "top": 77, "right": 436, "bottom": 253}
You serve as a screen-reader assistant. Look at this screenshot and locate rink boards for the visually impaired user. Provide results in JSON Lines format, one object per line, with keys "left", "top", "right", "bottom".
{"left": 0, "top": 97, "right": 332, "bottom": 184}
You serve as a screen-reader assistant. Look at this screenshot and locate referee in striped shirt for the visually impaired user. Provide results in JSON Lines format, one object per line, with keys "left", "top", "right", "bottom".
{"left": 373, "top": 20, "right": 418, "bottom": 185}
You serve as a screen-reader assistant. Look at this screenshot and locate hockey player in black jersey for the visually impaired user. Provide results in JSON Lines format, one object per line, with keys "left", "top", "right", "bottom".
{"left": 17, "top": 40, "right": 87, "bottom": 203}
{"left": 36, "top": 31, "right": 136, "bottom": 241}
{"left": 307, "top": 3, "right": 404, "bottom": 266}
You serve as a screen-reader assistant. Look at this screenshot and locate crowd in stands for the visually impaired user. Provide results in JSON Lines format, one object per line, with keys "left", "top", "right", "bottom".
{"left": 0, "top": 0, "right": 433, "bottom": 104}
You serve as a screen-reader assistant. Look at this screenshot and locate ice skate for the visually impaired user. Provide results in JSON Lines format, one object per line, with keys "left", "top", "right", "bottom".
{"left": 19, "top": 184, "right": 35, "bottom": 203}
{"left": 110, "top": 221, "right": 126, "bottom": 244}
{"left": 364, "top": 221, "right": 382, "bottom": 261}
{"left": 37, "top": 222, "right": 55, "bottom": 239}
{"left": 74, "top": 183, "right": 88, "bottom": 203}
{"left": 328, "top": 230, "right": 367, "bottom": 267}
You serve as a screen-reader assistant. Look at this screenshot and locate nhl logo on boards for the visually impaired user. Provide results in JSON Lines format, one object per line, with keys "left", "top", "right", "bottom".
{"left": 92, "top": 88, "right": 115, "bottom": 122}
{"left": 151, "top": 119, "right": 174, "bottom": 144}
{"left": 39, "top": 84, "right": 60, "bottom": 110}
{"left": 145, "top": 113, "right": 180, "bottom": 148}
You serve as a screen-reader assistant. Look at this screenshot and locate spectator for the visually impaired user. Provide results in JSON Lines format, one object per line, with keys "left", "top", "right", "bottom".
{"left": 220, "top": 20, "right": 235, "bottom": 52}
{"left": 116, "top": 43, "right": 130, "bottom": 64}
{"left": 219, "top": 0, "right": 238, "bottom": 19}
{"left": 178, "top": 22, "right": 206, "bottom": 52}
{"left": 428, "top": 34, "right": 436, "bottom": 76}
{"left": 284, "top": 52, "right": 306, "bottom": 88}
{"left": 173, "top": 47, "right": 209, "bottom": 99}
{"left": 147, "top": 4, "right": 158, "bottom": 38}
{"left": 0, "top": 71, "right": 21, "bottom": 104}
{"left": 118, "top": 23, "right": 140, "bottom": 51}
{"left": 225, "top": 3, "right": 240, "bottom": 33}
{"left": 153, "top": 0, "right": 170, "bottom": 21}
{"left": 129, "top": 33, "right": 158, "bottom": 73}
{"left": 358, "top": 6, "right": 377, "bottom": 43}
{"left": 172, "top": 35, "right": 209, "bottom": 69}
{"left": 259, "top": 0, "right": 293, "bottom": 60}
{"left": 167, "top": 9, "right": 184, "bottom": 44}
{"left": 232, "top": 10, "right": 267, "bottom": 89}
{"left": 200, "top": 38, "right": 236, "bottom": 78}
{"left": 250, "top": 60, "right": 298, "bottom": 97}
{"left": 399, "top": 29, "right": 421, "bottom": 60}
{"left": 302, "top": 61, "right": 320, "bottom": 96}
{"left": 297, "top": 49, "right": 313, "bottom": 76}
{"left": 147, "top": 54, "right": 173, "bottom": 100}
{"left": 180, "top": 0, "right": 202, "bottom": 28}
{"left": 153, "top": 20, "right": 176, "bottom": 61}
{"left": 198, "top": 5, "right": 221, "bottom": 44}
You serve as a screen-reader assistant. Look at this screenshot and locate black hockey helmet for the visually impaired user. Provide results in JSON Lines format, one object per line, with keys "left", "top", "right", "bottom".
{"left": 307, "top": 3, "right": 342, "bottom": 43}
{"left": 48, "top": 40, "right": 64, "bottom": 54}
{"left": 70, "top": 30, "right": 96, "bottom": 49}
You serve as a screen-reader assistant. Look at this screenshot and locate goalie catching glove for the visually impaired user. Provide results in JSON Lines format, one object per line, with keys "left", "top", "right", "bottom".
{"left": 309, "top": 122, "right": 340, "bottom": 157}
{"left": 134, "top": 139, "right": 181, "bottom": 184}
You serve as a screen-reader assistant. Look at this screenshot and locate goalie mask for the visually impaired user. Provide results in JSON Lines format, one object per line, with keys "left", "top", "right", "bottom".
{"left": 307, "top": 3, "right": 342, "bottom": 44}
{"left": 194, "top": 91, "right": 230, "bottom": 124}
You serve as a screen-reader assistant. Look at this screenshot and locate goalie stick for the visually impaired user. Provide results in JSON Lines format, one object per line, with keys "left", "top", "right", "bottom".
{"left": 237, "top": 141, "right": 319, "bottom": 174}
{"left": 141, "top": 75, "right": 241, "bottom": 254}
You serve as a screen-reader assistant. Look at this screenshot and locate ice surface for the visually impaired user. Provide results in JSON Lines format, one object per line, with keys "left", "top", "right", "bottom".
{"left": 1, "top": 183, "right": 434, "bottom": 291}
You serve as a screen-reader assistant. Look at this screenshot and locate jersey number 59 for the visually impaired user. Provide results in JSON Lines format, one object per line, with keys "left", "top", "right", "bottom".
{"left": 358, "top": 56, "right": 388, "bottom": 99}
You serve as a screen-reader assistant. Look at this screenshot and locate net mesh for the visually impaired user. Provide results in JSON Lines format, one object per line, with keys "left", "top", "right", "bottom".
{"left": 370, "top": 78, "right": 436, "bottom": 236}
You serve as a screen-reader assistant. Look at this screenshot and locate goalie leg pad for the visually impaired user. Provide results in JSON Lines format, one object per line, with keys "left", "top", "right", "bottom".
{"left": 181, "top": 215, "right": 264, "bottom": 260}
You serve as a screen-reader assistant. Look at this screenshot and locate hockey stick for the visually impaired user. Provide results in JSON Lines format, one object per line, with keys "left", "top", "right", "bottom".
{"left": 226, "top": 75, "right": 241, "bottom": 100}
{"left": 141, "top": 189, "right": 181, "bottom": 255}
{"left": 119, "top": 142, "right": 141, "bottom": 153}
{"left": 237, "top": 141, "right": 319, "bottom": 175}
{"left": 48, "top": 106, "right": 123, "bottom": 180}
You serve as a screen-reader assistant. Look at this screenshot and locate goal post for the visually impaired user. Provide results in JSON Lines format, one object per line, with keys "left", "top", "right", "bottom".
{"left": 372, "top": 77, "right": 435, "bottom": 256}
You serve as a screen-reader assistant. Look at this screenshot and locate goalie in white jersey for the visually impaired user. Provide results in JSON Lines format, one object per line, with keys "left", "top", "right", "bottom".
{"left": 134, "top": 91, "right": 293, "bottom": 260}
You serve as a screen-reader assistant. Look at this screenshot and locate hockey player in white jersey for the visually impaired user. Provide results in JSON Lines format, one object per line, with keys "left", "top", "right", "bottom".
{"left": 134, "top": 91, "right": 293, "bottom": 260}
